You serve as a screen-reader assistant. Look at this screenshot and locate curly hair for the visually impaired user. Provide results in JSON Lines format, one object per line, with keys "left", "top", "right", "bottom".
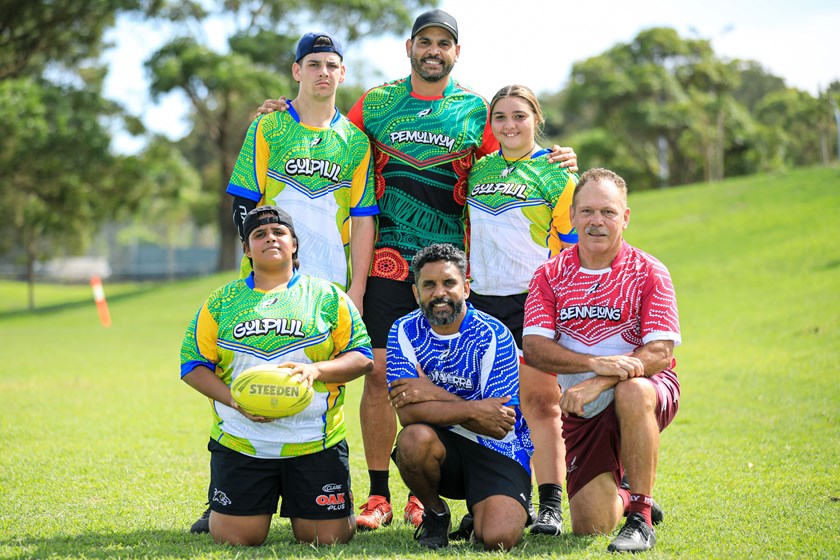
{"left": 412, "top": 243, "right": 467, "bottom": 283}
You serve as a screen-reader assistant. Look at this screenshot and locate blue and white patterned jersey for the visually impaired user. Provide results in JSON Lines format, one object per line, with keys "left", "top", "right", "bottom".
{"left": 386, "top": 303, "right": 533, "bottom": 473}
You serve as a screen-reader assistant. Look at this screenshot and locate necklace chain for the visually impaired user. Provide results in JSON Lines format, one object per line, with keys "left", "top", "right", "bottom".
{"left": 502, "top": 145, "right": 536, "bottom": 176}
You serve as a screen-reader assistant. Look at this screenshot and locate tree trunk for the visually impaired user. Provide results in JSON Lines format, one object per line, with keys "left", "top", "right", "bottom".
{"left": 714, "top": 106, "right": 725, "bottom": 181}
{"left": 214, "top": 101, "right": 239, "bottom": 273}
{"left": 25, "top": 236, "right": 36, "bottom": 311}
{"left": 216, "top": 167, "right": 239, "bottom": 272}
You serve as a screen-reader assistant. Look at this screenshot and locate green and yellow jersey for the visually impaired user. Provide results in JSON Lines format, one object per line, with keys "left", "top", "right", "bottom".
{"left": 227, "top": 104, "right": 377, "bottom": 288}
{"left": 467, "top": 149, "right": 577, "bottom": 296}
{"left": 180, "top": 271, "right": 372, "bottom": 458}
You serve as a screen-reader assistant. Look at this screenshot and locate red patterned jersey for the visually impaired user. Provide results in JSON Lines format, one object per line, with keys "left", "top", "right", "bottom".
{"left": 347, "top": 77, "right": 497, "bottom": 282}
{"left": 523, "top": 242, "right": 681, "bottom": 417}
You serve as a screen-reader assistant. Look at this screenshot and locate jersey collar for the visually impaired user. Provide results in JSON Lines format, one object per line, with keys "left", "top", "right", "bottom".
{"left": 405, "top": 76, "right": 457, "bottom": 99}
{"left": 245, "top": 268, "right": 301, "bottom": 290}
{"left": 287, "top": 100, "right": 342, "bottom": 127}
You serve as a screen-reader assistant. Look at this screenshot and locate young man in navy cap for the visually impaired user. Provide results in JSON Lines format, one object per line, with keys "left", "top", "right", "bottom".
{"left": 226, "top": 32, "right": 377, "bottom": 300}
{"left": 253, "top": 10, "right": 578, "bottom": 533}
{"left": 190, "top": 32, "right": 378, "bottom": 534}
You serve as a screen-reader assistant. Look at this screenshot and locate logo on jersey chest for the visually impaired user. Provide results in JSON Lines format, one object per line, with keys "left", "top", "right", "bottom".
{"left": 284, "top": 158, "right": 341, "bottom": 182}
{"left": 427, "top": 369, "right": 474, "bottom": 390}
{"left": 471, "top": 182, "right": 527, "bottom": 200}
{"left": 389, "top": 130, "right": 455, "bottom": 151}
{"left": 559, "top": 305, "right": 621, "bottom": 322}
{"left": 233, "top": 318, "right": 306, "bottom": 339}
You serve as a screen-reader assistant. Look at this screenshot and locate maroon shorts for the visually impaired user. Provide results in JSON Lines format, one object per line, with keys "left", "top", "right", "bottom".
{"left": 563, "top": 369, "right": 680, "bottom": 499}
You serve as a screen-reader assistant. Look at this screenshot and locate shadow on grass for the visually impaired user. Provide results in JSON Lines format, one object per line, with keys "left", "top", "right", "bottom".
{"left": 0, "top": 526, "right": 596, "bottom": 559}
{"left": 0, "top": 284, "right": 162, "bottom": 320}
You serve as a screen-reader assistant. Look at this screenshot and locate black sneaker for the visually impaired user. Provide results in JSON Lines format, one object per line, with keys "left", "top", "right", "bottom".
{"left": 448, "top": 512, "right": 474, "bottom": 541}
{"left": 607, "top": 512, "right": 656, "bottom": 553}
{"left": 529, "top": 503, "right": 563, "bottom": 535}
{"left": 649, "top": 498, "right": 664, "bottom": 525}
{"left": 620, "top": 476, "right": 664, "bottom": 525}
{"left": 414, "top": 502, "right": 451, "bottom": 549}
{"left": 189, "top": 506, "right": 211, "bottom": 534}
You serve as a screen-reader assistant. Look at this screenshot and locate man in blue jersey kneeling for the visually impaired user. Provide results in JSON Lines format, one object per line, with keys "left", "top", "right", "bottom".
{"left": 386, "top": 244, "right": 533, "bottom": 551}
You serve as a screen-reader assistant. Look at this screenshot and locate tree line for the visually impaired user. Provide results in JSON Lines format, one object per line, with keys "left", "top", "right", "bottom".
{"left": 1, "top": 1, "right": 837, "bottom": 307}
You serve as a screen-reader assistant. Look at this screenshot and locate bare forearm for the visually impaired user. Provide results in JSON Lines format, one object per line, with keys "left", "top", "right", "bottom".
{"left": 396, "top": 397, "right": 516, "bottom": 439}
{"left": 631, "top": 340, "right": 674, "bottom": 376}
{"left": 182, "top": 366, "right": 233, "bottom": 407}
{"left": 523, "top": 335, "right": 597, "bottom": 374}
{"left": 395, "top": 400, "right": 477, "bottom": 427}
{"left": 560, "top": 374, "right": 620, "bottom": 416}
{"left": 311, "top": 351, "right": 373, "bottom": 384}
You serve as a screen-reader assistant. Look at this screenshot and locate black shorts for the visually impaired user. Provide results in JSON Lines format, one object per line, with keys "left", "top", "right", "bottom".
{"left": 207, "top": 439, "right": 352, "bottom": 519}
{"left": 362, "top": 276, "right": 417, "bottom": 348}
{"left": 468, "top": 291, "right": 527, "bottom": 350}
{"left": 392, "top": 425, "right": 532, "bottom": 517}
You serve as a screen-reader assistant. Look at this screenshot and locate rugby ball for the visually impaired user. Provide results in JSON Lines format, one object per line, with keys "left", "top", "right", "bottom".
{"left": 230, "top": 365, "right": 314, "bottom": 418}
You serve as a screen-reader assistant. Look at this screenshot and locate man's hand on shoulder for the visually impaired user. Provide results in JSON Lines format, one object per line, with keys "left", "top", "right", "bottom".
{"left": 253, "top": 97, "right": 289, "bottom": 119}
{"left": 546, "top": 145, "right": 579, "bottom": 173}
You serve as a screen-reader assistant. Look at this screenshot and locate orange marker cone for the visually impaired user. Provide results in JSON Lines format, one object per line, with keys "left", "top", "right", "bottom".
{"left": 90, "top": 275, "right": 112, "bottom": 328}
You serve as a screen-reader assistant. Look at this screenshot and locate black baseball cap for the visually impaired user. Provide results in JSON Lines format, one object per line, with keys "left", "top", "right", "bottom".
{"left": 411, "top": 9, "right": 458, "bottom": 43}
{"left": 295, "top": 32, "right": 344, "bottom": 62}
{"left": 243, "top": 205, "right": 296, "bottom": 243}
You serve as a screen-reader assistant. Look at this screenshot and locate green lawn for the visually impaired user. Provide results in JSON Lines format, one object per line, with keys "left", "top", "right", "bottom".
{"left": 1, "top": 166, "right": 838, "bottom": 558}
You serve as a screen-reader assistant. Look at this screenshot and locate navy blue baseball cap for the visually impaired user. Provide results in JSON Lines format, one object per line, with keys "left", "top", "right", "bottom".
{"left": 295, "top": 32, "right": 344, "bottom": 62}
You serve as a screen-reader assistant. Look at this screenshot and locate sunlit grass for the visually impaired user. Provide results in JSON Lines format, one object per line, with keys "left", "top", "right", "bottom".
{"left": 1, "top": 166, "right": 838, "bottom": 558}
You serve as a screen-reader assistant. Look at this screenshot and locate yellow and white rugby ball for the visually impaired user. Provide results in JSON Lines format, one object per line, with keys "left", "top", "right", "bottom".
{"left": 231, "top": 365, "right": 313, "bottom": 418}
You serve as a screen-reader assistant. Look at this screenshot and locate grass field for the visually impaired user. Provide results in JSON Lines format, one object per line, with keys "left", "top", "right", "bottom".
{"left": 1, "top": 166, "right": 838, "bottom": 559}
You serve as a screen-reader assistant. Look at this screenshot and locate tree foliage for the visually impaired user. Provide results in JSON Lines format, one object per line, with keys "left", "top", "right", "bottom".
{"left": 551, "top": 27, "right": 837, "bottom": 191}
{"left": 0, "top": 0, "right": 161, "bottom": 79}
{"left": 0, "top": 0, "right": 177, "bottom": 307}
{"left": 0, "top": 74, "right": 134, "bottom": 307}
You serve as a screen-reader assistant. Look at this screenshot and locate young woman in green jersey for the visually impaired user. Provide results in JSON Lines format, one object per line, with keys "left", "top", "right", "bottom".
{"left": 465, "top": 84, "right": 576, "bottom": 537}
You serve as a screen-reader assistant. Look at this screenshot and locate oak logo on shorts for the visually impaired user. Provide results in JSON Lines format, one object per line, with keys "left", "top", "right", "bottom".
{"left": 316, "top": 483, "right": 346, "bottom": 510}
{"left": 284, "top": 158, "right": 341, "bottom": 182}
{"left": 559, "top": 305, "right": 621, "bottom": 322}
{"left": 233, "top": 318, "right": 306, "bottom": 339}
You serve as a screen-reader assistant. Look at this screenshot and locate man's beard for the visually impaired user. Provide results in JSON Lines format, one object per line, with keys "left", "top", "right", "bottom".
{"left": 421, "top": 297, "right": 463, "bottom": 326}
{"left": 410, "top": 54, "right": 454, "bottom": 83}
